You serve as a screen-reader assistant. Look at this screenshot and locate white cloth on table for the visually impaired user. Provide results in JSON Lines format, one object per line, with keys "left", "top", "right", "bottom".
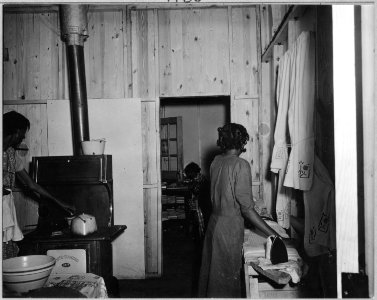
{"left": 303, "top": 156, "right": 336, "bottom": 257}
{"left": 284, "top": 31, "right": 316, "bottom": 191}
{"left": 257, "top": 257, "right": 303, "bottom": 283}
{"left": 45, "top": 273, "right": 108, "bottom": 298}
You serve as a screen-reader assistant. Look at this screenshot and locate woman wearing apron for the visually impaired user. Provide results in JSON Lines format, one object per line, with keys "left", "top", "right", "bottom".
{"left": 3, "top": 111, "right": 75, "bottom": 259}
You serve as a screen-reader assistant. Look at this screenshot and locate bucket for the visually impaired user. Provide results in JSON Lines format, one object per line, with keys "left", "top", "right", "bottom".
{"left": 81, "top": 139, "right": 106, "bottom": 155}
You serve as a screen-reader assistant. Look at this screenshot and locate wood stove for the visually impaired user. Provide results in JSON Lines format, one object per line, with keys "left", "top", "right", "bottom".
{"left": 19, "top": 154, "right": 126, "bottom": 296}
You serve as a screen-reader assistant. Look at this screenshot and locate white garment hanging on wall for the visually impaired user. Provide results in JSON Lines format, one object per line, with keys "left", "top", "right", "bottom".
{"left": 303, "top": 155, "right": 336, "bottom": 257}
{"left": 284, "top": 31, "right": 316, "bottom": 191}
{"left": 270, "top": 49, "right": 295, "bottom": 229}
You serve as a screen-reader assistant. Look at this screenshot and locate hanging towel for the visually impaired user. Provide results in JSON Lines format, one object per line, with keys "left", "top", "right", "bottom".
{"left": 284, "top": 31, "right": 316, "bottom": 191}
{"left": 303, "top": 155, "right": 336, "bottom": 257}
{"left": 270, "top": 47, "right": 295, "bottom": 228}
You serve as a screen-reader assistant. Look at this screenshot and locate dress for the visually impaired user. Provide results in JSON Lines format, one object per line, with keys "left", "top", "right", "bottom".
{"left": 3, "top": 147, "right": 24, "bottom": 259}
{"left": 198, "top": 154, "right": 254, "bottom": 298}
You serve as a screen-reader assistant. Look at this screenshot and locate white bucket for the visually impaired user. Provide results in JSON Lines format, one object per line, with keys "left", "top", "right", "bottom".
{"left": 81, "top": 139, "right": 106, "bottom": 155}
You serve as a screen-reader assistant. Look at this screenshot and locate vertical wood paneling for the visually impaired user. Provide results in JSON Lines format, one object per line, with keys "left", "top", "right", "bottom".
{"left": 231, "top": 98, "right": 260, "bottom": 184}
{"left": 258, "top": 5, "right": 274, "bottom": 214}
{"left": 25, "top": 13, "right": 41, "bottom": 100}
{"left": 271, "top": 5, "right": 288, "bottom": 36}
{"left": 182, "top": 9, "right": 202, "bottom": 95}
{"left": 104, "top": 11, "right": 124, "bottom": 98}
{"left": 230, "top": 6, "right": 261, "bottom": 200}
{"left": 58, "top": 24, "right": 69, "bottom": 100}
{"left": 131, "top": 10, "right": 157, "bottom": 98}
{"left": 131, "top": 9, "right": 161, "bottom": 276}
{"left": 15, "top": 13, "right": 26, "bottom": 99}
{"left": 3, "top": 14, "right": 18, "bottom": 100}
{"left": 333, "top": 5, "right": 359, "bottom": 276}
{"left": 159, "top": 8, "right": 230, "bottom": 97}
{"left": 4, "top": 12, "right": 63, "bottom": 100}
{"left": 85, "top": 12, "right": 102, "bottom": 97}
{"left": 84, "top": 10, "right": 125, "bottom": 99}
{"left": 142, "top": 65, "right": 162, "bottom": 282}
{"left": 157, "top": 10, "right": 171, "bottom": 96}
{"left": 143, "top": 188, "right": 159, "bottom": 275}
{"left": 39, "top": 12, "right": 59, "bottom": 99}
{"left": 260, "top": 5, "right": 272, "bottom": 54}
{"left": 201, "top": 8, "right": 230, "bottom": 95}
{"left": 142, "top": 100, "right": 158, "bottom": 184}
{"left": 124, "top": 8, "right": 133, "bottom": 98}
{"left": 230, "top": 7, "right": 258, "bottom": 98}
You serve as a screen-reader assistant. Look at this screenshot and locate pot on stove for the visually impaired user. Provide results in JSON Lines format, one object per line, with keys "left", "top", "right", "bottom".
{"left": 68, "top": 213, "right": 97, "bottom": 236}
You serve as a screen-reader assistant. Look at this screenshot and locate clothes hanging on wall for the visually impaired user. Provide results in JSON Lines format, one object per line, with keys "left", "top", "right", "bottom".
{"left": 270, "top": 48, "right": 294, "bottom": 229}
{"left": 303, "top": 155, "right": 336, "bottom": 257}
{"left": 283, "top": 31, "right": 316, "bottom": 191}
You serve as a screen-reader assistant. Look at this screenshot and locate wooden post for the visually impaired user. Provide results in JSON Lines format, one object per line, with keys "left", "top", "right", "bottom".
{"left": 332, "top": 5, "right": 359, "bottom": 297}
{"left": 361, "top": 5, "right": 375, "bottom": 298}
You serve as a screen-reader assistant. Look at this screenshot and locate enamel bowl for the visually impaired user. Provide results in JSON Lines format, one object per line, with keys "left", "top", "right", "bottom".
{"left": 3, "top": 255, "right": 56, "bottom": 293}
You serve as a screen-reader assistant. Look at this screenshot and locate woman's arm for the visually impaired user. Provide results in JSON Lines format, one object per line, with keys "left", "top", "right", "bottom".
{"left": 16, "top": 169, "right": 75, "bottom": 215}
{"left": 243, "top": 208, "right": 281, "bottom": 237}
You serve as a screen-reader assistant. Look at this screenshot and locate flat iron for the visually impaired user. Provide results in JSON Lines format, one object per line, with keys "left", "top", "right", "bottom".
{"left": 266, "top": 235, "right": 288, "bottom": 264}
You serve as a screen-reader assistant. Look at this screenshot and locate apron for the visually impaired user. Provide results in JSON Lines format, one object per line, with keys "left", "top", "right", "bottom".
{"left": 3, "top": 148, "right": 24, "bottom": 249}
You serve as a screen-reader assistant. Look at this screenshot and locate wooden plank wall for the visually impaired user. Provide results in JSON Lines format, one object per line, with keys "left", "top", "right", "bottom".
{"left": 130, "top": 9, "right": 162, "bottom": 276}
{"left": 229, "top": 6, "right": 262, "bottom": 200}
{"left": 158, "top": 8, "right": 230, "bottom": 97}
{"left": 258, "top": 5, "right": 276, "bottom": 215}
{"left": 3, "top": 12, "right": 62, "bottom": 100}
{"left": 84, "top": 9, "right": 127, "bottom": 99}
{"left": 3, "top": 5, "right": 266, "bottom": 277}
{"left": 230, "top": 7, "right": 259, "bottom": 98}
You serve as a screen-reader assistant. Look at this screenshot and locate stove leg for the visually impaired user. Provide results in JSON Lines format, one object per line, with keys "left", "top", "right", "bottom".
{"left": 105, "top": 276, "right": 120, "bottom": 298}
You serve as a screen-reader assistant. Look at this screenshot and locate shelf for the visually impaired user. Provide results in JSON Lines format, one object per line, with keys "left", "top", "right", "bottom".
{"left": 261, "top": 5, "right": 308, "bottom": 63}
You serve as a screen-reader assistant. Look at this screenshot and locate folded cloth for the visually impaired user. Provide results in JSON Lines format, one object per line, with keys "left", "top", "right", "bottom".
{"left": 257, "top": 257, "right": 303, "bottom": 283}
{"left": 46, "top": 273, "right": 108, "bottom": 298}
{"left": 265, "top": 220, "right": 289, "bottom": 238}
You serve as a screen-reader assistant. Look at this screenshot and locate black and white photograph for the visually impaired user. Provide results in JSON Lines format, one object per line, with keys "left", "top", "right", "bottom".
{"left": 1, "top": 1, "right": 375, "bottom": 298}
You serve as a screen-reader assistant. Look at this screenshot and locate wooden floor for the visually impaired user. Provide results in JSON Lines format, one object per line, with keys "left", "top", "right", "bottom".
{"left": 118, "top": 221, "right": 202, "bottom": 298}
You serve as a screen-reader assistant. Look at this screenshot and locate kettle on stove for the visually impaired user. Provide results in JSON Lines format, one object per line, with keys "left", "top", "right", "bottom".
{"left": 68, "top": 213, "right": 98, "bottom": 236}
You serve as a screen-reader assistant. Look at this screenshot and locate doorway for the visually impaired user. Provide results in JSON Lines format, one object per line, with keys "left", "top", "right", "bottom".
{"left": 160, "top": 96, "right": 230, "bottom": 178}
{"left": 159, "top": 96, "right": 230, "bottom": 287}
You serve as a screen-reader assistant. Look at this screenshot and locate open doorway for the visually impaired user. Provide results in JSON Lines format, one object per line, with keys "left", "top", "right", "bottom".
{"left": 160, "top": 96, "right": 230, "bottom": 180}
{"left": 159, "top": 96, "right": 230, "bottom": 286}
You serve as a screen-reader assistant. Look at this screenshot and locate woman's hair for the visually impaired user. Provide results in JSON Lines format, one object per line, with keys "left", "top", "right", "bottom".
{"left": 3, "top": 111, "right": 30, "bottom": 136}
{"left": 184, "top": 162, "right": 201, "bottom": 175}
{"left": 217, "top": 123, "right": 249, "bottom": 153}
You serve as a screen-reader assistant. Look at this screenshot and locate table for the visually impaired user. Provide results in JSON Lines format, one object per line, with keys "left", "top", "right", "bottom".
{"left": 243, "top": 227, "right": 304, "bottom": 298}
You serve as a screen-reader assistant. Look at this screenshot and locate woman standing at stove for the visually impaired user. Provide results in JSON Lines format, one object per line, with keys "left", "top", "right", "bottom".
{"left": 2, "top": 111, "right": 75, "bottom": 259}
